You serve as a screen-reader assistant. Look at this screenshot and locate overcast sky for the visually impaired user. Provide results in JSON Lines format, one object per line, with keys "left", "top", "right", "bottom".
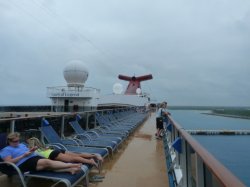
{"left": 0, "top": 0, "right": 250, "bottom": 106}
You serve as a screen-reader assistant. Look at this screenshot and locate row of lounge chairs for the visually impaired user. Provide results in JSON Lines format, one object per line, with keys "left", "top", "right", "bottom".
{"left": 0, "top": 109, "right": 148, "bottom": 187}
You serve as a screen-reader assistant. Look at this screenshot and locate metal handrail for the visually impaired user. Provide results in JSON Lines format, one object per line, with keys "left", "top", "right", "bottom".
{"left": 168, "top": 115, "right": 245, "bottom": 187}
{"left": 0, "top": 108, "right": 123, "bottom": 122}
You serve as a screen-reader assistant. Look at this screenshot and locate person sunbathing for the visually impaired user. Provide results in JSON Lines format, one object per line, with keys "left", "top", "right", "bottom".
{"left": 27, "top": 137, "right": 103, "bottom": 169}
{"left": 0, "top": 132, "right": 81, "bottom": 174}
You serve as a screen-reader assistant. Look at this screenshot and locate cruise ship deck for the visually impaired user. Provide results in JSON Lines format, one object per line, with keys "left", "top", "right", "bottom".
{"left": 0, "top": 112, "right": 169, "bottom": 187}
{"left": 92, "top": 113, "right": 169, "bottom": 187}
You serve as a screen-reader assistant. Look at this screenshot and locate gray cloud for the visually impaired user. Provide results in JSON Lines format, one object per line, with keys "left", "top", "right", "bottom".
{"left": 0, "top": 0, "right": 250, "bottom": 106}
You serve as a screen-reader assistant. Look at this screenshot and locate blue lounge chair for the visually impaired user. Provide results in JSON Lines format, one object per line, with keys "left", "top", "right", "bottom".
{"left": 0, "top": 133, "right": 89, "bottom": 187}
{"left": 0, "top": 158, "right": 89, "bottom": 187}
{"left": 69, "top": 120, "right": 124, "bottom": 147}
{"left": 96, "top": 113, "right": 134, "bottom": 134}
{"left": 108, "top": 112, "right": 144, "bottom": 127}
{"left": 39, "top": 120, "right": 109, "bottom": 159}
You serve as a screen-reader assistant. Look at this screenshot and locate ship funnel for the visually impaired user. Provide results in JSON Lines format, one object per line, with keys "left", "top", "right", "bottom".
{"left": 118, "top": 74, "right": 153, "bottom": 95}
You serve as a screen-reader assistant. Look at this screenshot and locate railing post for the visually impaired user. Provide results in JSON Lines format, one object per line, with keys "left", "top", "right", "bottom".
{"left": 41, "top": 118, "right": 45, "bottom": 145}
{"left": 93, "top": 112, "right": 96, "bottom": 128}
{"left": 61, "top": 115, "right": 65, "bottom": 138}
{"left": 86, "top": 112, "right": 89, "bottom": 130}
{"left": 196, "top": 154, "right": 205, "bottom": 187}
{"left": 180, "top": 139, "right": 187, "bottom": 187}
{"left": 186, "top": 144, "right": 193, "bottom": 187}
{"left": 204, "top": 167, "right": 213, "bottom": 187}
{"left": 10, "top": 120, "right": 15, "bottom": 133}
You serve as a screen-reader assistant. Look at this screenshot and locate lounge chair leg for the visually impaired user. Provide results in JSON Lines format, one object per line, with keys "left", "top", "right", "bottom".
{"left": 110, "top": 151, "right": 113, "bottom": 159}
{"left": 98, "top": 161, "right": 102, "bottom": 174}
{"left": 50, "top": 180, "right": 66, "bottom": 187}
{"left": 83, "top": 174, "right": 89, "bottom": 187}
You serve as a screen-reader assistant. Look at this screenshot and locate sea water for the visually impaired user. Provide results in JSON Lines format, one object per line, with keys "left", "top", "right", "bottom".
{"left": 169, "top": 110, "right": 250, "bottom": 186}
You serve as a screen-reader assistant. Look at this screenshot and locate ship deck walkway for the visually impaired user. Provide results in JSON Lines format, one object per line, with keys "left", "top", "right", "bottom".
{"left": 91, "top": 112, "right": 169, "bottom": 187}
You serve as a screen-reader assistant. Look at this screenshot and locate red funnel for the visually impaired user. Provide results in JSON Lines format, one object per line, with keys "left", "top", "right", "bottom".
{"left": 118, "top": 74, "right": 153, "bottom": 95}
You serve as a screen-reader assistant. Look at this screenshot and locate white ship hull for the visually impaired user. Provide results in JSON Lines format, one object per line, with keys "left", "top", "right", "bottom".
{"left": 97, "top": 94, "right": 149, "bottom": 107}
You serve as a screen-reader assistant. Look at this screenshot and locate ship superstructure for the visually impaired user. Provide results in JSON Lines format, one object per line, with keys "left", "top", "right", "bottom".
{"left": 47, "top": 61, "right": 100, "bottom": 112}
{"left": 97, "top": 74, "right": 153, "bottom": 109}
{"left": 47, "top": 61, "right": 153, "bottom": 111}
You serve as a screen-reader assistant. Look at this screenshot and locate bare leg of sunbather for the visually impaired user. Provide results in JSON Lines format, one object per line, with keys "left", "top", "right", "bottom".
{"left": 56, "top": 153, "right": 98, "bottom": 168}
{"left": 66, "top": 152, "right": 103, "bottom": 162}
{"left": 36, "top": 159, "right": 82, "bottom": 174}
{"left": 53, "top": 167, "right": 81, "bottom": 175}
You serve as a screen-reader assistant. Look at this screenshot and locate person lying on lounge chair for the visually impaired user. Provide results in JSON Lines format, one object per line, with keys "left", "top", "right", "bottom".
{"left": 27, "top": 137, "right": 103, "bottom": 168}
{"left": 0, "top": 132, "right": 81, "bottom": 174}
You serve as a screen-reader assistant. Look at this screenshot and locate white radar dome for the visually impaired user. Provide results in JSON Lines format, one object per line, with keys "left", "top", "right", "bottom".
{"left": 136, "top": 88, "right": 142, "bottom": 95}
{"left": 63, "top": 60, "right": 89, "bottom": 87}
{"left": 113, "top": 83, "right": 123, "bottom": 94}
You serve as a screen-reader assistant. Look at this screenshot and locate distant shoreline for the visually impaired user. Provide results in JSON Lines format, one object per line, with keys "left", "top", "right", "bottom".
{"left": 168, "top": 106, "right": 250, "bottom": 110}
{"left": 202, "top": 112, "right": 250, "bottom": 120}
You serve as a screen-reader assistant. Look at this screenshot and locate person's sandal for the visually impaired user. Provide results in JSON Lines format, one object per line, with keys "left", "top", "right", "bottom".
{"left": 89, "top": 175, "right": 105, "bottom": 182}
{"left": 93, "top": 175, "right": 105, "bottom": 179}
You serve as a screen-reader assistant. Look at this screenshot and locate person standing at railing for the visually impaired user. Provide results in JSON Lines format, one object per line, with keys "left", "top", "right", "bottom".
{"left": 155, "top": 102, "right": 171, "bottom": 139}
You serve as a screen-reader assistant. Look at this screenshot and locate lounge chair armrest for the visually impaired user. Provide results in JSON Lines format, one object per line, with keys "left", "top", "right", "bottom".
{"left": 0, "top": 161, "right": 27, "bottom": 187}
{"left": 71, "top": 137, "right": 87, "bottom": 145}
{"left": 92, "top": 127, "right": 105, "bottom": 134}
{"left": 85, "top": 130, "right": 100, "bottom": 138}
{"left": 46, "top": 143, "right": 68, "bottom": 150}
{"left": 75, "top": 133, "right": 92, "bottom": 141}
{"left": 99, "top": 126, "right": 111, "bottom": 131}
{"left": 61, "top": 138, "right": 80, "bottom": 146}
{"left": 45, "top": 144, "right": 66, "bottom": 151}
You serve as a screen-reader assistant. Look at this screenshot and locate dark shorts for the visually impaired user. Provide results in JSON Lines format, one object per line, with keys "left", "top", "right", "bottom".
{"left": 18, "top": 155, "right": 44, "bottom": 172}
{"left": 49, "top": 149, "right": 66, "bottom": 160}
{"left": 156, "top": 117, "right": 163, "bottom": 129}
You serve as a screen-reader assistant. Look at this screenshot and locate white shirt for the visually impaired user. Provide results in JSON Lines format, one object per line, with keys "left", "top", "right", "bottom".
{"left": 156, "top": 107, "right": 167, "bottom": 118}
